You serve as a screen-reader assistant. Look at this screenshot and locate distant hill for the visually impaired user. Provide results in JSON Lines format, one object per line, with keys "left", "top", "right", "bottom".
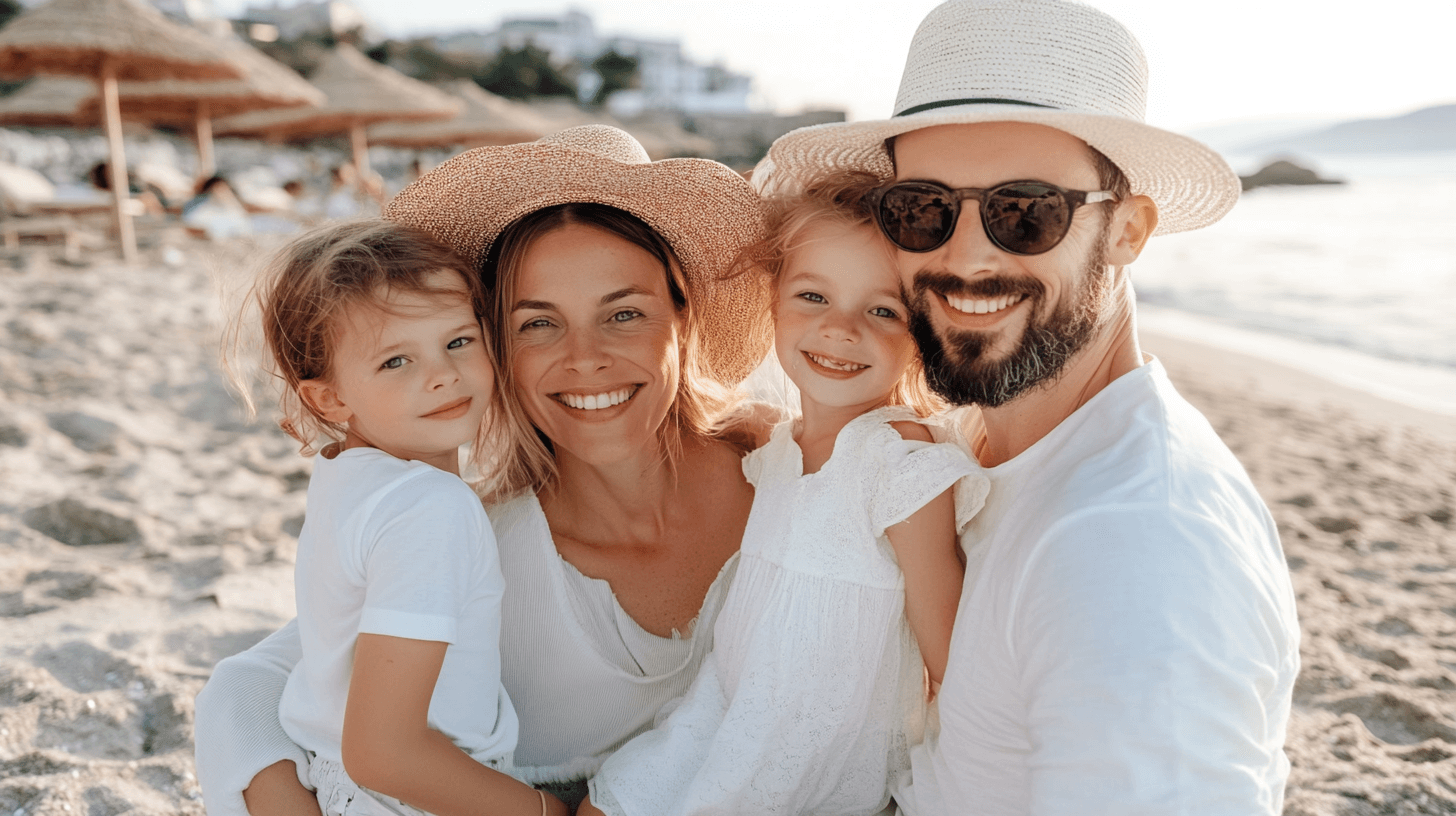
{"left": 1238, "top": 104, "right": 1456, "bottom": 153}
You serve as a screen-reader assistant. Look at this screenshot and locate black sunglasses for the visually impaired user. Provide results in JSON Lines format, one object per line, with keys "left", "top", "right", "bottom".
{"left": 870, "top": 179, "right": 1118, "bottom": 256}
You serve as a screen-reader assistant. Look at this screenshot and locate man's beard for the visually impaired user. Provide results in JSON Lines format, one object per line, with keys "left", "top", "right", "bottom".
{"left": 906, "top": 232, "right": 1112, "bottom": 408}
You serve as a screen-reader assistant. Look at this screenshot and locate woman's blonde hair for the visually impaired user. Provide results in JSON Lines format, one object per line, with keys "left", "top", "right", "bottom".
{"left": 224, "top": 219, "right": 505, "bottom": 479}
{"left": 739, "top": 170, "right": 944, "bottom": 418}
{"left": 477, "top": 203, "right": 743, "bottom": 503}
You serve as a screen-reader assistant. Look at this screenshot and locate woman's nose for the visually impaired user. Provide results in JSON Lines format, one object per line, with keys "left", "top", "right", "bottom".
{"left": 563, "top": 327, "right": 611, "bottom": 373}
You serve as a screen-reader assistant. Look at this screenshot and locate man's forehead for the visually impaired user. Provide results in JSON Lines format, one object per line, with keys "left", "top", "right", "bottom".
{"left": 891, "top": 122, "right": 1100, "bottom": 187}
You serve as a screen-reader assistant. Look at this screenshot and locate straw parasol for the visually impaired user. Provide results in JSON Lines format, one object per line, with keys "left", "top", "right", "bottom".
{"left": 0, "top": 0, "right": 242, "bottom": 260}
{"left": 367, "top": 80, "right": 552, "bottom": 149}
{"left": 92, "top": 36, "right": 326, "bottom": 178}
{"left": 211, "top": 43, "right": 460, "bottom": 178}
{"left": 0, "top": 76, "right": 95, "bottom": 128}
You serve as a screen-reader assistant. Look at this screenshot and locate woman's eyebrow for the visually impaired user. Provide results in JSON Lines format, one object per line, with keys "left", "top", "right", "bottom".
{"left": 510, "top": 299, "right": 555, "bottom": 312}
{"left": 600, "top": 285, "right": 654, "bottom": 305}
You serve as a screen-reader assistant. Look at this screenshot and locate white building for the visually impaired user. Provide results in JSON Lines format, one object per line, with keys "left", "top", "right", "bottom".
{"left": 239, "top": 0, "right": 376, "bottom": 42}
{"left": 435, "top": 10, "right": 752, "bottom": 116}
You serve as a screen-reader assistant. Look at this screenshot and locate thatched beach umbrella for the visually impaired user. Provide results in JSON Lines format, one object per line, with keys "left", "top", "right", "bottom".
{"left": 524, "top": 99, "right": 709, "bottom": 160}
{"left": 212, "top": 43, "right": 460, "bottom": 178}
{"left": 0, "top": 76, "right": 95, "bottom": 127}
{"left": 367, "top": 80, "right": 551, "bottom": 149}
{"left": 0, "top": 0, "right": 242, "bottom": 260}
{"left": 93, "top": 36, "right": 326, "bottom": 178}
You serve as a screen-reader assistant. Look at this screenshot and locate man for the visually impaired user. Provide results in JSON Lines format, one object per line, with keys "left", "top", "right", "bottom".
{"left": 763, "top": 0, "right": 1300, "bottom": 813}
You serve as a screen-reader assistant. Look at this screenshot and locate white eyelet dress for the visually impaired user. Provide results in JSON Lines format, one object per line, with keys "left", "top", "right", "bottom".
{"left": 589, "top": 406, "right": 988, "bottom": 816}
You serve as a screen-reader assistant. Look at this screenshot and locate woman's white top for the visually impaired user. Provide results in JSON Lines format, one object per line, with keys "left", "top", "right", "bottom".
{"left": 194, "top": 491, "right": 737, "bottom": 816}
{"left": 589, "top": 407, "right": 987, "bottom": 816}
{"left": 281, "top": 447, "right": 516, "bottom": 765}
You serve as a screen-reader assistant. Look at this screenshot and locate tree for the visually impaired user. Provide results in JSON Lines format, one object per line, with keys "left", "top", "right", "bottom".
{"left": 589, "top": 49, "right": 639, "bottom": 107}
{"left": 474, "top": 43, "right": 576, "bottom": 100}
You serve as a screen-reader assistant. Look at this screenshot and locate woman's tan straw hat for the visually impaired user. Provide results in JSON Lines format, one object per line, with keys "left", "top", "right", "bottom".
{"left": 385, "top": 124, "right": 771, "bottom": 385}
{"left": 760, "top": 0, "right": 1240, "bottom": 235}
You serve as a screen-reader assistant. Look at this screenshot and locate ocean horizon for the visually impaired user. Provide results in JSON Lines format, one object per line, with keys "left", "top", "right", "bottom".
{"left": 1130, "top": 148, "right": 1456, "bottom": 417}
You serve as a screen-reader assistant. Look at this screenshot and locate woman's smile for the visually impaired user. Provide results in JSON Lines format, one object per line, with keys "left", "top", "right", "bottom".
{"left": 552, "top": 385, "right": 641, "bottom": 412}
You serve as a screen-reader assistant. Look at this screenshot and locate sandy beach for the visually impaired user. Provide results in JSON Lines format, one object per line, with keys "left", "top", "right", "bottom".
{"left": 1, "top": 241, "right": 1452, "bottom": 815}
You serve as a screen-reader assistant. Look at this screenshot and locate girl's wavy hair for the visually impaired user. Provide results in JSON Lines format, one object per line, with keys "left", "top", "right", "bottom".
{"left": 735, "top": 170, "right": 944, "bottom": 418}
{"left": 478, "top": 202, "right": 744, "bottom": 504}
{"left": 224, "top": 219, "right": 503, "bottom": 479}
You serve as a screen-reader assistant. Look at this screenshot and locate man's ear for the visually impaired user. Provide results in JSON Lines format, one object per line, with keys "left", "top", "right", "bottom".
{"left": 1105, "top": 194, "right": 1159, "bottom": 266}
{"left": 299, "top": 379, "right": 353, "bottom": 424}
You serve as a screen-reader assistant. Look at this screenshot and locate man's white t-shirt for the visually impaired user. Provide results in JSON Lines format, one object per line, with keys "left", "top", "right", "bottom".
{"left": 897, "top": 359, "right": 1300, "bottom": 815}
{"left": 279, "top": 447, "right": 518, "bottom": 766}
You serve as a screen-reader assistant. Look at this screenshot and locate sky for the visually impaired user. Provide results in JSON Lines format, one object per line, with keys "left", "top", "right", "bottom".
{"left": 231, "top": 0, "right": 1456, "bottom": 133}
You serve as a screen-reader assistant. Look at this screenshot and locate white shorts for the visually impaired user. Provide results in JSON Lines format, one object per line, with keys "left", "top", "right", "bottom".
{"left": 308, "top": 752, "right": 516, "bottom": 816}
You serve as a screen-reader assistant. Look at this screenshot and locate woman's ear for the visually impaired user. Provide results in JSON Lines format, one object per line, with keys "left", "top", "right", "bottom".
{"left": 1105, "top": 194, "right": 1159, "bottom": 267}
{"left": 299, "top": 379, "right": 353, "bottom": 424}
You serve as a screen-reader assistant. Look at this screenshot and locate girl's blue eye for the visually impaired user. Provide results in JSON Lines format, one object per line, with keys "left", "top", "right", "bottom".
{"left": 381, "top": 356, "right": 406, "bottom": 370}
{"left": 447, "top": 336, "right": 472, "bottom": 349}
{"left": 797, "top": 292, "right": 826, "bottom": 304}
{"left": 871, "top": 306, "right": 900, "bottom": 319}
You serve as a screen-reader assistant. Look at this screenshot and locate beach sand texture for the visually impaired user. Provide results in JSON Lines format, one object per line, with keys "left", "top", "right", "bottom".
{"left": 1, "top": 246, "right": 1453, "bottom": 815}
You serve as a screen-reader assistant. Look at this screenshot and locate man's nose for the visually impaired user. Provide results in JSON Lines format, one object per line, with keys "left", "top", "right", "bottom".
{"left": 939, "top": 204, "right": 1003, "bottom": 274}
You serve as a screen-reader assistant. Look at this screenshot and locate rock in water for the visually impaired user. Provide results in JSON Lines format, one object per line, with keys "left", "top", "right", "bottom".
{"left": 22, "top": 498, "right": 140, "bottom": 546}
{"left": 1240, "top": 159, "right": 1345, "bottom": 191}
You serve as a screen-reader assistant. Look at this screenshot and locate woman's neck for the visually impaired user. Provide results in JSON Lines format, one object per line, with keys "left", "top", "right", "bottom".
{"left": 543, "top": 434, "right": 687, "bottom": 544}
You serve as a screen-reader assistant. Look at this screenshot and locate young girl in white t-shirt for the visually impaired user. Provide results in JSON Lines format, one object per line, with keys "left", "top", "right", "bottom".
{"left": 229, "top": 220, "right": 567, "bottom": 816}
{"left": 582, "top": 174, "right": 988, "bottom": 816}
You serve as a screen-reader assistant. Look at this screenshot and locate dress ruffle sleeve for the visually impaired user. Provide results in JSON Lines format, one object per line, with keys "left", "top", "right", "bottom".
{"left": 861, "top": 413, "right": 987, "bottom": 539}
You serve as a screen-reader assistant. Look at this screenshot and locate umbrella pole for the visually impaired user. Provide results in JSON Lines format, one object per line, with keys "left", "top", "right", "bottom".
{"left": 349, "top": 121, "right": 371, "bottom": 179}
{"left": 195, "top": 100, "right": 215, "bottom": 180}
{"left": 98, "top": 60, "right": 137, "bottom": 262}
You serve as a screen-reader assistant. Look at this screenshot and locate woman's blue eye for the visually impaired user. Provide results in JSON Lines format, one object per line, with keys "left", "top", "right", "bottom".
{"left": 611, "top": 309, "right": 643, "bottom": 322}
{"left": 519, "top": 317, "right": 552, "bottom": 331}
{"left": 447, "top": 336, "right": 472, "bottom": 349}
{"left": 381, "top": 356, "right": 406, "bottom": 370}
{"left": 797, "top": 292, "right": 826, "bottom": 304}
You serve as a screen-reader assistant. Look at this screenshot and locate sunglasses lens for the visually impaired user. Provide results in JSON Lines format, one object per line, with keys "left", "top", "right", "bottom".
{"left": 876, "top": 184, "right": 956, "bottom": 252}
{"left": 984, "top": 183, "right": 1073, "bottom": 255}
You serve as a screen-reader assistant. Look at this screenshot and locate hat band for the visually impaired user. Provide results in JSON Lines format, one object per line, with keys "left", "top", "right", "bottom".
{"left": 895, "top": 98, "right": 1055, "bottom": 117}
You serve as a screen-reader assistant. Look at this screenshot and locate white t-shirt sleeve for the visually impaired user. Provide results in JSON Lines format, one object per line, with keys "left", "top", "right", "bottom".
{"left": 355, "top": 473, "right": 493, "bottom": 645}
{"left": 193, "top": 618, "right": 309, "bottom": 816}
{"left": 1012, "top": 506, "right": 1293, "bottom": 815}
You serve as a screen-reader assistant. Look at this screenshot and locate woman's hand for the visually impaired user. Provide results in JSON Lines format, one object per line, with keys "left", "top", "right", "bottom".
{"left": 241, "top": 760, "right": 322, "bottom": 816}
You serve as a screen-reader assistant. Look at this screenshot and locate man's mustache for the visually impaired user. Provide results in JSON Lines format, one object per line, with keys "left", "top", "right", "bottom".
{"left": 908, "top": 271, "right": 1045, "bottom": 302}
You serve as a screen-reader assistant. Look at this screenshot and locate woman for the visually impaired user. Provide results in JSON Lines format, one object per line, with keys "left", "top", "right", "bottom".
{"left": 194, "top": 126, "right": 776, "bottom": 814}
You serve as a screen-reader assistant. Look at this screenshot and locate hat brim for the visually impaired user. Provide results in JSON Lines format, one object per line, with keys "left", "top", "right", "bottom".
{"left": 762, "top": 103, "right": 1240, "bottom": 235}
{"left": 385, "top": 141, "right": 772, "bottom": 385}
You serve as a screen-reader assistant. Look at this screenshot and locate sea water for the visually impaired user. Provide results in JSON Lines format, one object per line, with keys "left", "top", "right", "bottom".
{"left": 1131, "top": 150, "right": 1456, "bottom": 415}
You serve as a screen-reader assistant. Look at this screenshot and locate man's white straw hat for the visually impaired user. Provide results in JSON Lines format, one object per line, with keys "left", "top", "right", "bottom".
{"left": 385, "top": 124, "right": 772, "bottom": 385}
{"left": 760, "top": 0, "right": 1240, "bottom": 235}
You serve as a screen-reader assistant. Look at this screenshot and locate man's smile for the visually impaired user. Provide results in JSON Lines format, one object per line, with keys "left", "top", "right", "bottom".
{"left": 943, "top": 292, "right": 1028, "bottom": 315}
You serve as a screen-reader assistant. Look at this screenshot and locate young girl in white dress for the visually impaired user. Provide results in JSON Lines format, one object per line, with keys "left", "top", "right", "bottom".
{"left": 230, "top": 220, "right": 566, "bottom": 816}
{"left": 582, "top": 174, "right": 988, "bottom": 816}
